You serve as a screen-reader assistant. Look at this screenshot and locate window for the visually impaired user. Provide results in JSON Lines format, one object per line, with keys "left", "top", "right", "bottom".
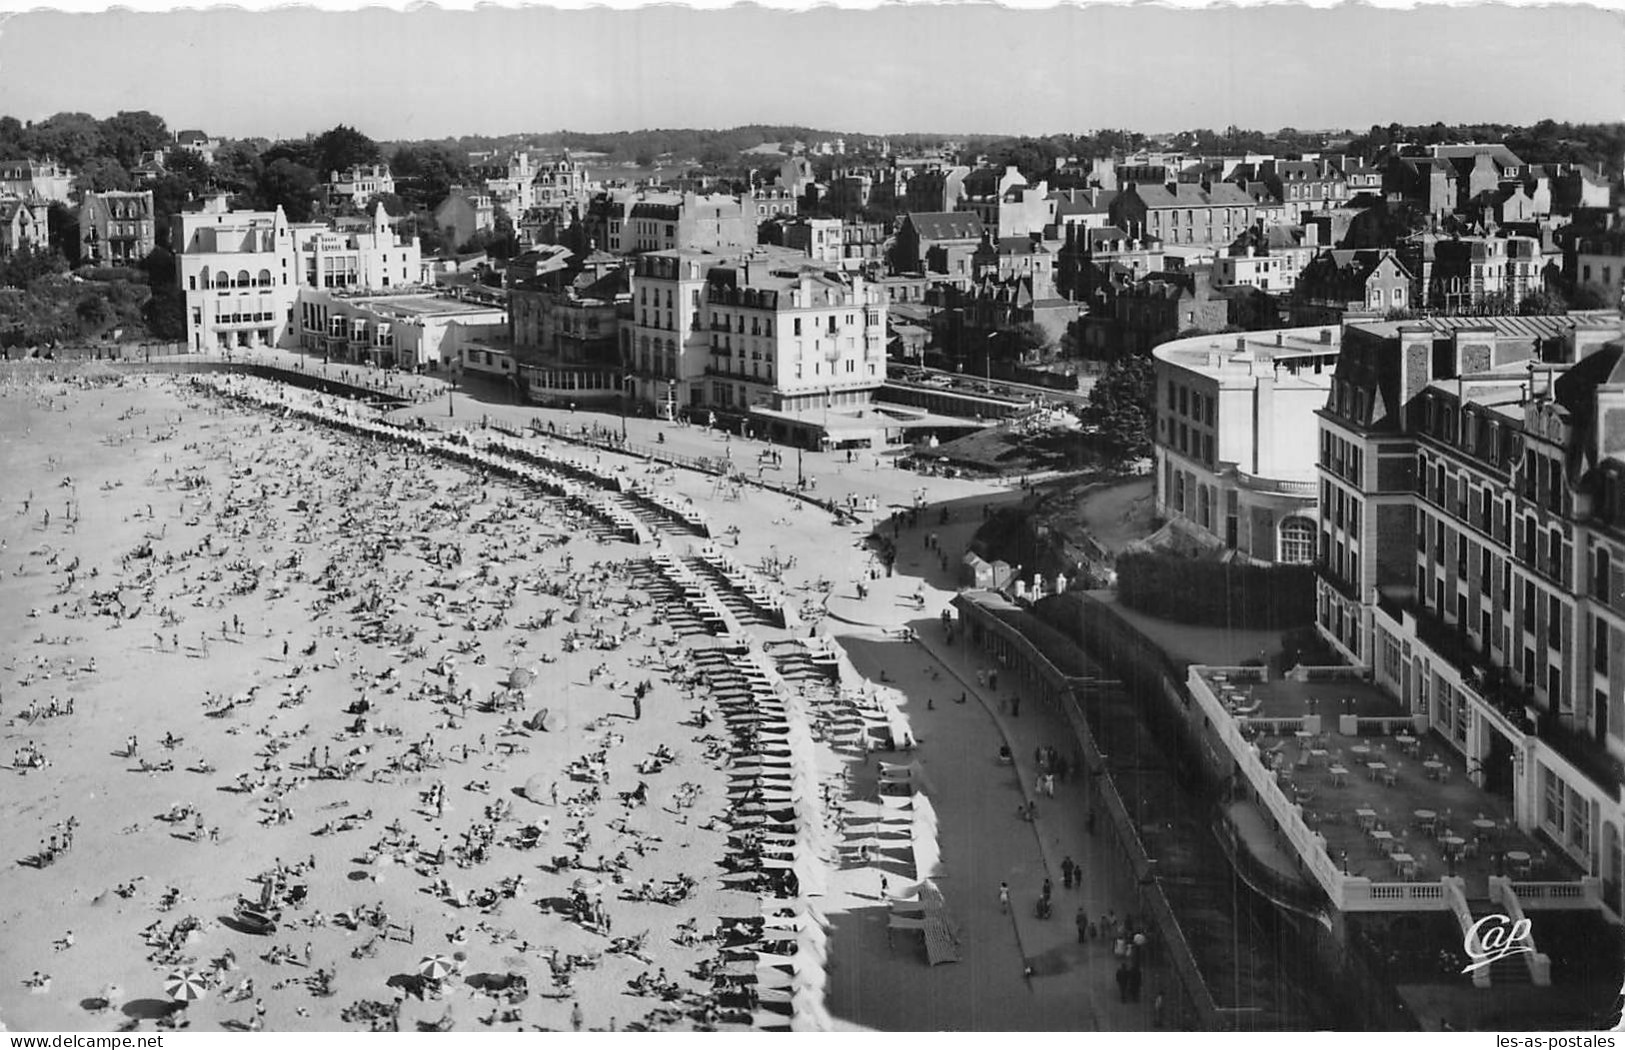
{"left": 1549, "top": 594, "right": 1563, "bottom": 650}
{"left": 1280, "top": 517, "right": 1315, "bottom": 565}
{"left": 1596, "top": 617, "right": 1609, "bottom": 675}
{"left": 1597, "top": 548, "right": 1612, "bottom": 601}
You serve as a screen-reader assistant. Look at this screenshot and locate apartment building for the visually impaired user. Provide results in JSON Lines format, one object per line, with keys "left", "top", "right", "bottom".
{"left": 890, "top": 211, "right": 984, "bottom": 279}
{"left": 583, "top": 191, "right": 759, "bottom": 257}
{"left": 1261, "top": 159, "right": 1349, "bottom": 223}
{"left": 173, "top": 199, "right": 422, "bottom": 352}
{"left": 77, "top": 190, "right": 156, "bottom": 266}
{"left": 1314, "top": 312, "right": 1625, "bottom": 898}
{"left": 473, "top": 151, "right": 535, "bottom": 213}
{"left": 1153, "top": 326, "right": 1342, "bottom": 562}
{"left": 173, "top": 130, "right": 219, "bottom": 165}
{"left": 434, "top": 190, "right": 496, "bottom": 251}
{"left": 1575, "top": 232, "right": 1625, "bottom": 309}
{"left": 533, "top": 153, "right": 593, "bottom": 207}
{"left": 0, "top": 158, "right": 74, "bottom": 204}
{"left": 700, "top": 255, "right": 887, "bottom": 427}
{"left": 328, "top": 165, "right": 396, "bottom": 210}
{"left": 1109, "top": 181, "right": 1260, "bottom": 247}
{"left": 625, "top": 248, "right": 728, "bottom": 417}
{"left": 1290, "top": 248, "right": 1413, "bottom": 324}
{"left": 0, "top": 195, "right": 50, "bottom": 258}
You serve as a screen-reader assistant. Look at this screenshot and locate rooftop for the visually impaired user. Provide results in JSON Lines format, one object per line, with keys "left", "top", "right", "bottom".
{"left": 326, "top": 291, "right": 506, "bottom": 318}
{"left": 1154, "top": 325, "right": 1343, "bottom": 383}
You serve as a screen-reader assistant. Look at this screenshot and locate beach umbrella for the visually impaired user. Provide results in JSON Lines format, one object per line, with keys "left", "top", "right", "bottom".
{"left": 163, "top": 970, "right": 207, "bottom": 1004}
{"left": 507, "top": 667, "right": 536, "bottom": 690}
{"left": 571, "top": 875, "right": 605, "bottom": 896}
{"left": 418, "top": 955, "right": 456, "bottom": 982}
{"left": 521, "top": 773, "right": 551, "bottom": 803}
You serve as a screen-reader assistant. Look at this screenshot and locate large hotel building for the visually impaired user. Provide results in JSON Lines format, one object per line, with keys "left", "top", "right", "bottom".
{"left": 1315, "top": 312, "right": 1625, "bottom": 889}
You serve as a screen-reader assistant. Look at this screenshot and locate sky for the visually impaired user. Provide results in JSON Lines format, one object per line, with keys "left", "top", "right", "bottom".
{"left": 0, "top": 4, "right": 1621, "bottom": 142}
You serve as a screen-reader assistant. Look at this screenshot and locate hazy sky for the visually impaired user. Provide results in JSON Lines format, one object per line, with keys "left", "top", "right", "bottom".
{"left": 0, "top": 4, "right": 1621, "bottom": 141}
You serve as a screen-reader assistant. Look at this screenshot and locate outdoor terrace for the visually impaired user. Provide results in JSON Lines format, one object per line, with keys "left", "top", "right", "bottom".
{"left": 1195, "top": 668, "right": 1592, "bottom": 908}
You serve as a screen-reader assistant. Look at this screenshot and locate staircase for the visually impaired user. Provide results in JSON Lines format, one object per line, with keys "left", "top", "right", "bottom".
{"left": 1468, "top": 904, "right": 1534, "bottom": 986}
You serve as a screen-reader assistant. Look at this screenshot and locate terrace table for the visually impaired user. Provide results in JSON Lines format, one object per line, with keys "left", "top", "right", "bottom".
{"left": 1471, "top": 818, "right": 1497, "bottom": 838}
{"left": 1440, "top": 835, "right": 1466, "bottom": 858}
{"left": 1422, "top": 759, "right": 1444, "bottom": 780}
{"left": 1329, "top": 765, "right": 1349, "bottom": 787}
{"left": 1414, "top": 809, "right": 1437, "bottom": 832}
{"left": 1350, "top": 745, "right": 1372, "bottom": 759}
{"left": 1505, "top": 849, "right": 1532, "bottom": 875}
{"left": 1371, "top": 829, "right": 1396, "bottom": 854}
{"left": 1366, "top": 761, "right": 1388, "bottom": 781}
{"left": 1310, "top": 748, "right": 1328, "bottom": 765}
{"left": 1355, "top": 806, "right": 1377, "bottom": 830}
{"left": 1395, "top": 734, "right": 1419, "bottom": 756}
{"left": 1391, "top": 852, "right": 1417, "bottom": 879}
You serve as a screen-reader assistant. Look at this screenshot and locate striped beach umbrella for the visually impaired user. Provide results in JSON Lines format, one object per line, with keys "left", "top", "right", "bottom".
{"left": 418, "top": 954, "right": 455, "bottom": 981}
{"left": 163, "top": 970, "right": 207, "bottom": 1004}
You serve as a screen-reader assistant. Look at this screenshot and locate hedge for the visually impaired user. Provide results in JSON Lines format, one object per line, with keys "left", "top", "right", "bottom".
{"left": 1115, "top": 550, "right": 1315, "bottom": 630}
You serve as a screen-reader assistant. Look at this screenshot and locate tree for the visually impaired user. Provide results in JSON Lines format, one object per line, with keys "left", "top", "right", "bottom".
{"left": 362, "top": 192, "right": 406, "bottom": 218}
{"left": 0, "top": 245, "right": 69, "bottom": 289}
{"left": 256, "top": 159, "right": 320, "bottom": 221}
{"left": 162, "top": 147, "right": 216, "bottom": 191}
{"left": 312, "top": 125, "right": 380, "bottom": 178}
{"left": 212, "top": 141, "right": 264, "bottom": 197}
{"left": 1008, "top": 321, "right": 1051, "bottom": 362}
{"left": 25, "top": 112, "right": 106, "bottom": 168}
{"left": 390, "top": 144, "right": 470, "bottom": 211}
{"left": 140, "top": 247, "right": 187, "bottom": 342}
{"left": 100, "top": 111, "right": 169, "bottom": 169}
{"left": 261, "top": 139, "right": 319, "bottom": 171}
{"left": 74, "top": 156, "right": 136, "bottom": 194}
{"left": 1570, "top": 285, "right": 1612, "bottom": 310}
{"left": 1087, "top": 354, "right": 1156, "bottom": 460}
{"left": 0, "top": 116, "right": 28, "bottom": 159}
{"left": 1518, "top": 289, "right": 1570, "bottom": 316}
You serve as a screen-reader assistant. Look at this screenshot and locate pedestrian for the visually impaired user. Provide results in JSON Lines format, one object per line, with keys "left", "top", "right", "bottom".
{"left": 1076, "top": 907, "right": 1089, "bottom": 943}
{"left": 632, "top": 696, "right": 642, "bottom": 720}
{"left": 998, "top": 882, "right": 1010, "bottom": 913}
{"left": 1043, "top": 773, "right": 1055, "bottom": 798}
{"left": 1011, "top": 695, "right": 1021, "bottom": 718}
{"left": 1061, "top": 855, "right": 1075, "bottom": 889}
{"left": 570, "top": 1002, "right": 583, "bottom": 1032}
{"left": 1115, "top": 963, "right": 1130, "bottom": 1003}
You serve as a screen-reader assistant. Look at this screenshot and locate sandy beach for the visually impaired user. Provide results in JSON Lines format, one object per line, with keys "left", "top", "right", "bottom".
{"left": 1, "top": 365, "right": 1160, "bottom": 1033}
{"left": 0, "top": 368, "right": 863, "bottom": 1033}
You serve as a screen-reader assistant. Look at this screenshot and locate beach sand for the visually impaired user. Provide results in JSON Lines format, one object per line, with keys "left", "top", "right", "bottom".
{"left": 0, "top": 371, "right": 868, "bottom": 1033}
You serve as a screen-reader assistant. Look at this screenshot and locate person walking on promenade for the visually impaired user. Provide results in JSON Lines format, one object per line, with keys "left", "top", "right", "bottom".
{"left": 998, "top": 882, "right": 1010, "bottom": 913}
{"left": 1076, "top": 906, "right": 1089, "bottom": 943}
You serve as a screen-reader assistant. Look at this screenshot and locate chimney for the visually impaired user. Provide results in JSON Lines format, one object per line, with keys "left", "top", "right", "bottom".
{"left": 1275, "top": 331, "right": 1285, "bottom": 346}
{"left": 1396, "top": 324, "right": 1435, "bottom": 421}
{"left": 1319, "top": 329, "right": 1333, "bottom": 345}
